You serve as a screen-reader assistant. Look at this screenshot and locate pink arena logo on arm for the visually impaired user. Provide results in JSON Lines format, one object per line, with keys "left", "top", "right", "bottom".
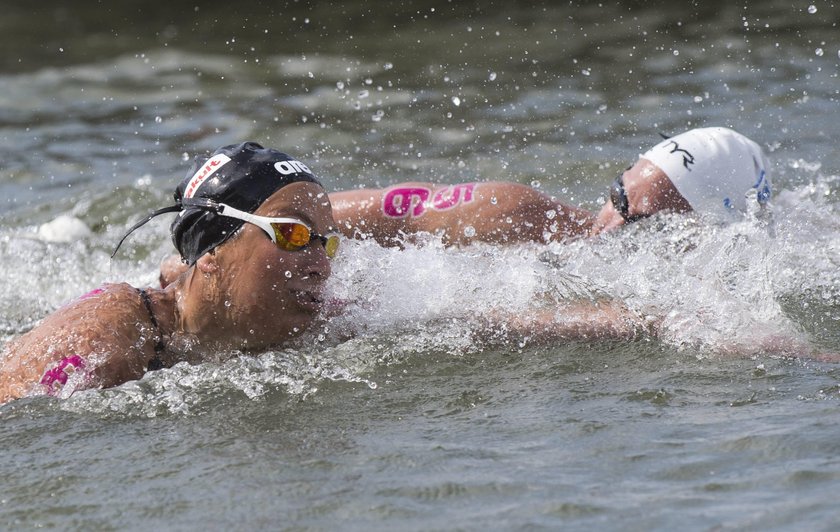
{"left": 382, "top": 183, "right": 477, "bottom": 218}
{"left": 382, "top": 187, "right": 432, "bottom": 217}
{"left": 432, "top": 183, "right": 476, "bottom": 211}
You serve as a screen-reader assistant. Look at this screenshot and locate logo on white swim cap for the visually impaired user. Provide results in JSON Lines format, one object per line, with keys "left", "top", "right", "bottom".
{"left": 640, "top": 127, "right": 771, "bottom": 217}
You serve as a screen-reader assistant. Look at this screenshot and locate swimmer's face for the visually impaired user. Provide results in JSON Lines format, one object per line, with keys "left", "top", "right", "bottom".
{"left": 211, "top": 181, "right": 336, "bottom": 347}
{"left": 591, "top": 158, "right": 692, "bottom": 235}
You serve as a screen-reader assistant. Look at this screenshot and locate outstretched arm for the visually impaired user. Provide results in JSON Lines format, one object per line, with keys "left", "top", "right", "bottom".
{"left": 481, "top": 299, "right": 654, "bottom": 345}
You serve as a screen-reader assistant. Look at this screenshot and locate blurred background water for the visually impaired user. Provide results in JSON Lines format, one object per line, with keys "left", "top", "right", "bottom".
{"left": 2, "top": 0, "right": 840, "bottom": 529}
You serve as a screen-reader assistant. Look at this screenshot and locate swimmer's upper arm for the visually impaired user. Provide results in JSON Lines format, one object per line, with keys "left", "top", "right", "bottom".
{"left": 0, "top": 284, "right": 155, "bottom": 402}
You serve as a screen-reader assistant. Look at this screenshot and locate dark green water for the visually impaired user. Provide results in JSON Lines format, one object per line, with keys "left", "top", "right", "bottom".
{"left": 2, "top": 1, "right": 840, "bottom": 529}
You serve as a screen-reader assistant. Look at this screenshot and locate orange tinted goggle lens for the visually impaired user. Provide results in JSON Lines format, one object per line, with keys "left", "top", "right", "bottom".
{"left": 272, "top": 222, "right": 311, "bottom": 250}
{"left": 271, "top": 222, "right": 340, "bottom": 258}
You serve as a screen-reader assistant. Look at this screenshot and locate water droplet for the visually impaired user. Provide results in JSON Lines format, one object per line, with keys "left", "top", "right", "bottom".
{"left": 285, "top": 270, "right": 292, "bottom": 278}
{"left": 383, "top": 62, "right": 394, "bottom": 70}
{"left": 808, "top": 4, "right": 817, "bottom": 13}
{"left": 451, "top": 96, "right": 461, "bottom": 106}
{"left": 336, "top": 81, "right": 344, "bottom": 90}
{"left": 545, "top": 209, "right": 556, "bottom": 220}
{"left": 490, "top": 196, "right": 498, "bottom": 205}
{"left": 358, "top": 90, "right": 369, "bottom": 99}
{"left": 693, "top": 95, "right": 703, "bottom": 103}
{"left": 181, "top": 152, "right": 190, "bottom": 162}
{"left": 224, "top": 300, "right": 231, "bottom": 307}
{"left": 673, "top": 49, "right": 679, "bottom": 56}
{"left": 815, "top": 48, "right": 824, "bottom": 56}
{"left": 154, "top": 116, "right": 162, "bottom": 123}
{"left": 463, "top": 225, "right": 476, "bottom": 237}
{"left": 581, "top": 68, "right": 591, "bottom": 76}
{"left": 488, "top": 72, "right": 497, "bottom": 81}
{"left": 530, "top": 180, "right": 541, "bottom": 188}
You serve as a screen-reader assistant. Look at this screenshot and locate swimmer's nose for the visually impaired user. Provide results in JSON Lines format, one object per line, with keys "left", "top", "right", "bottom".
{"left": 301, "top": 243, "right": 331, "bottom": 280}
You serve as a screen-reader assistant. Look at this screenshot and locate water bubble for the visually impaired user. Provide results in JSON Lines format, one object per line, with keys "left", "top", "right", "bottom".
{"left": 693, "top": 95, "right": 703, "bottom": 103}
{"left": 224, "top": 300, "right": 231, "bottom": 307}
{"left": 530, "top": 180, "right": 541, "bottom": 188}
{"left": 581, "top": 68, "right": 591, "bottom": 76}
{"left": 358, "top": 90, "right": 369, "bottom": 99}
{"left": 488, "top": 72, "right": 497, "bottom": 81}
{"left": 336, "top": 81, "right": 344, "bottom": 90}
{"left": 372, "top": 110, "right": 385, "bottom": 122}
{"left": 490, "top": 196, "right": 498, "bottom": 205}
{"left": 451, "top": 96, "right": 461, "bottom": 106}
{"left": 285, "top": 271, "right": 292, "bottom": 278}
{"left": 463, "top": 225, "right": 476, "bottom": 237}
{"left": 181, "top": 152, "right": 190, "bottom": 162}
{"left": 154, "top": 116, "right": 162, "bottom": 123}
{"left": 815, "top": 48, "right": 824, "bottom": 56}
{"left": 808, "top": 4, "right": 817, "bottom": 13}
{"left": 673, "top": 49, "right": 679, "bottom": 56}
{"left": 383, "top": 62, "right": 394, "bottom": 70}
{"left": 545, "top": 209, "right": 556, "bottom": 220}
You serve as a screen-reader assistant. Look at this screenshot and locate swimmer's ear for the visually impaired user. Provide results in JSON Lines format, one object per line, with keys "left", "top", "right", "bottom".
{"left": 196, "top": 252, "right": 219, "bottom": 275}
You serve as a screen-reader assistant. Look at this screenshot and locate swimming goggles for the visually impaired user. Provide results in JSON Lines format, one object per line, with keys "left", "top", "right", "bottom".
{"left": 207, "top": 201, "right": 340, "bottom": 258}
{"left": 609, "top": 172, "right": 648, "bottom": 224}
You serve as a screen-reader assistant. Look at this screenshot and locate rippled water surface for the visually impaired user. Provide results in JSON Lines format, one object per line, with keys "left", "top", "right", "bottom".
{"left": 2, "top": 1, "right": 840, "bottom": 529}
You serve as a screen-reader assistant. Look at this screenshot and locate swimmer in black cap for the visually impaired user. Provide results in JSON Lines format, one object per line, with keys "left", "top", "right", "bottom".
{"left": 0, "top": 142, "right": 340, "bottom": 403}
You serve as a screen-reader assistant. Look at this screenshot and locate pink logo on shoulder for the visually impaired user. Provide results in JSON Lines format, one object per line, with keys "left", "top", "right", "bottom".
{"left": 431, "top": 183, "right": 475, "bottom": 211}
{"left": 382, "top": 183, "right": 476, "bottom": 218}
{"left": 40, "top": 355, "right": 88, "bottom": 396}
{"left": 382, "top": 187, "right": 431, "bottom": 217}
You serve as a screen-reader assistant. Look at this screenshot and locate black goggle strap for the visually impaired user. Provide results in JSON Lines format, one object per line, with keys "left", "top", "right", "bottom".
{"left": 111, "top": 204, "right": 183, "bottom": 259}
{"left": 610, "top": 174, "right": 633, "bottom": 222}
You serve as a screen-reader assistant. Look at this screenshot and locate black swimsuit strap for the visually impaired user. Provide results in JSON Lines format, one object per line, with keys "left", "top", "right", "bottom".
{"left": 138, "top": 288, "right": 166, "bottom": 370}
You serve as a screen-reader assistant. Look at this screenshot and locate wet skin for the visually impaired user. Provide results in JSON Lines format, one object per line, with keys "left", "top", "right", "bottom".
{"left": 0, "top": 182, "right": 337, "bottom": 403}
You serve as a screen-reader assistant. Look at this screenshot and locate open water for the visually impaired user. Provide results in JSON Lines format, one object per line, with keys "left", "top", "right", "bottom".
{"left": 2, "top": 1, "right": 840, "bottom": 529}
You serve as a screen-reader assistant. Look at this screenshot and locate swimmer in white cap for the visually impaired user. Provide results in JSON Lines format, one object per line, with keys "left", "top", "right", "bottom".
{"left": 591, "top": 127, "right": 771, "bottom": 233}
{"left": 325, "top": 126, "right": 771, "bottom": 245}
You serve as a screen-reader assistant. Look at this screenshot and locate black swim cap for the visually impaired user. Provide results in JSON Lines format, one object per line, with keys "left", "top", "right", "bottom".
{"left": 112, "top": 141, "right": 322, "bottom": 264}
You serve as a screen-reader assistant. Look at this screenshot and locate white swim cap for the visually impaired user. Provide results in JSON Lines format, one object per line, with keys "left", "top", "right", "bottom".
{"left": 640, "top": 127, "right": 771, "bottom": 217}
